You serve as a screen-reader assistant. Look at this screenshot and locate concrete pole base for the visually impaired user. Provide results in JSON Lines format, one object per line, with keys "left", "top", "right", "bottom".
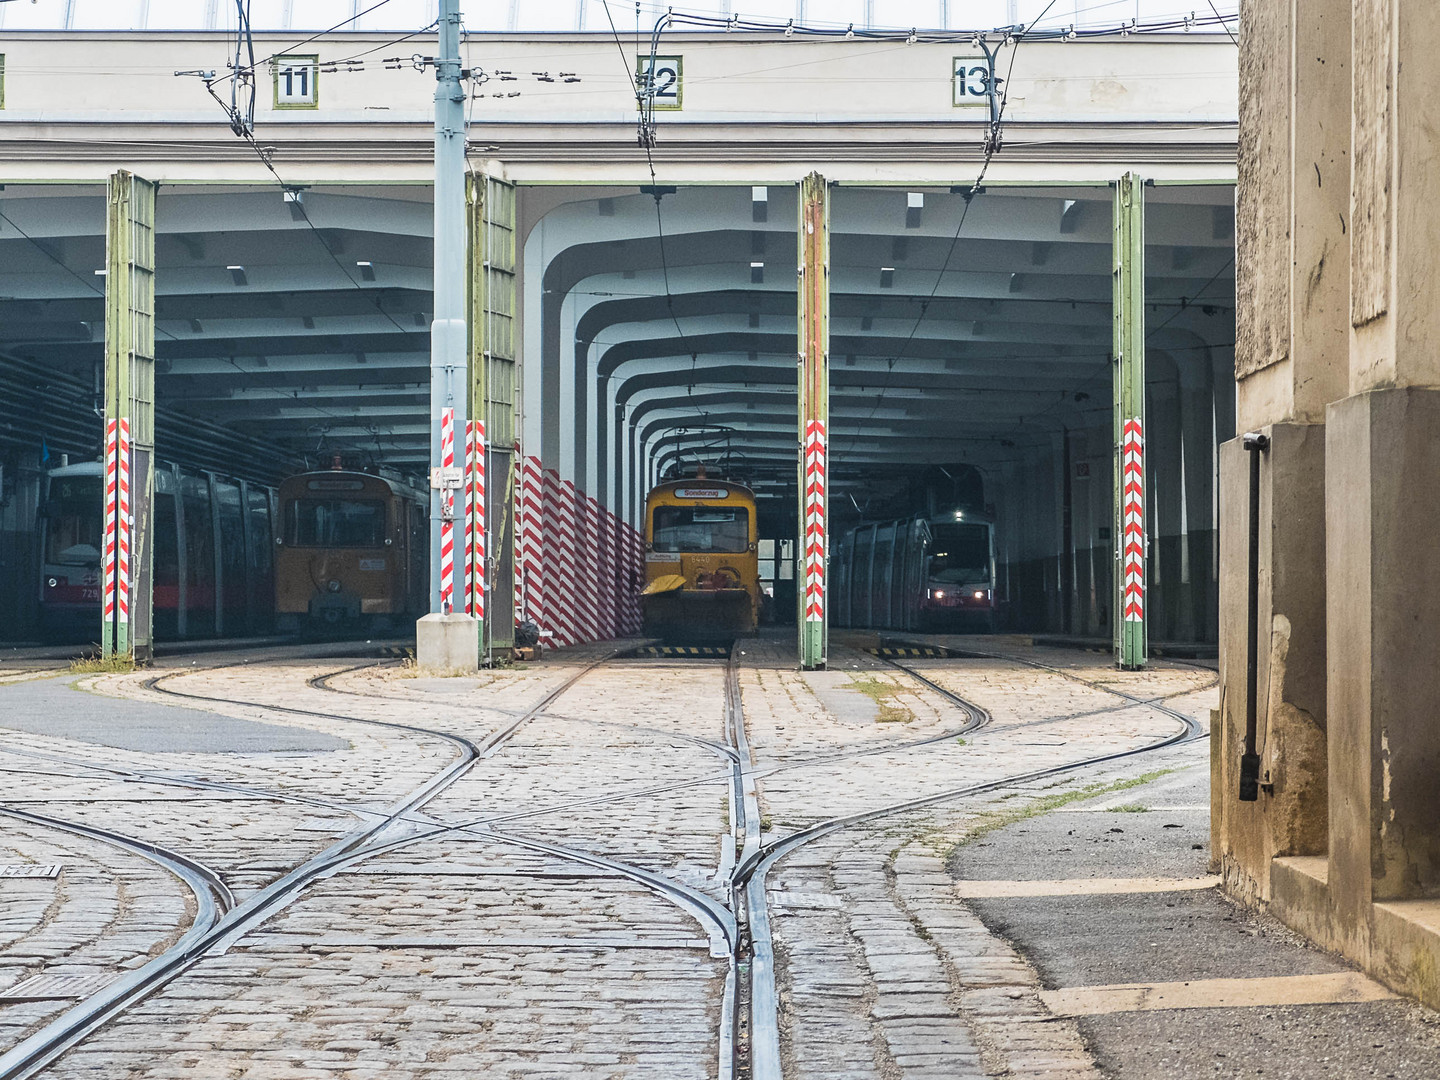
{"left": 416, "top": 613, "right": 479, "bottom": 673}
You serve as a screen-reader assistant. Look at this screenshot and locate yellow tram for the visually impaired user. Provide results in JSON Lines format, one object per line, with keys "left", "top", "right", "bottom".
{"left": 274, "top": 468, "right": 427, "bottom": 633}
{"left": 641, "top": 472, "right": 761, "bottom": 643}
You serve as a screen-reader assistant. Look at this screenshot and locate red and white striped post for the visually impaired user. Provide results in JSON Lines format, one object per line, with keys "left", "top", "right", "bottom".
{"left": 1121, "top": 418, "right": 1145, "bottom": 628}
{"left": 439, "top": 406, "right": 456, "bottom": 614}
{"left": 464, "top": 419, "right": 486, "bottom": 626}
{"left": 101, "top": 419, "right": 119, "bottom": 656}
{"left": 802, "top": 420, "right": 828, "bottom": 628}
{"left": 797, "top": 171, "right": 829, "bottom": 670}
{"left": 116, "top": 418, "right": 132, "bottom": 653}
{"left": 1113, "top": 171, "right": 1147, "bottom": 668}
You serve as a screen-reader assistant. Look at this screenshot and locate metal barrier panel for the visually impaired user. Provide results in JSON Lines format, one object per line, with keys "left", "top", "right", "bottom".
{"left": 1113, "top": 172, "right": 1148, "bottom": 668}
{"left": 472, "top": 173, "right": 518, "bottom": 652}
{"left": 102, "top": 171, "right": 156, "bottom": 661}
{"left": 797, "top": 172, "right": 829, "bottom": 669}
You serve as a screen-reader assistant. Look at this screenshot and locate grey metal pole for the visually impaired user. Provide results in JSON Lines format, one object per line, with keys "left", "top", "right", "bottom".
{"left": 429, "top": 0, "right": 468, "bottom": 612}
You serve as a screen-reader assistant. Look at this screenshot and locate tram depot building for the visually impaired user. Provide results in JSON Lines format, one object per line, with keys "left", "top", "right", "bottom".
{"left": 6, "top": 1, "right": 1440, "bottom": 1078}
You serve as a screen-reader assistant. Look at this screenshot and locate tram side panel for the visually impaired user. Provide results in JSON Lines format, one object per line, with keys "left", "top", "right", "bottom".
{"left": 38, "top": 460, "right": 277, "bottom": 644}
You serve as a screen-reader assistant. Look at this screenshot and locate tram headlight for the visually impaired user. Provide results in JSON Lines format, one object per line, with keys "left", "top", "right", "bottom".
{"left": 974, "top": 590, "right": 985, "bottom": 600}
{"left": 47, "top": 577, "right": 59, "bottom": 589}
{"left": 933, "top": 589, "right": 945, "bottom": 600}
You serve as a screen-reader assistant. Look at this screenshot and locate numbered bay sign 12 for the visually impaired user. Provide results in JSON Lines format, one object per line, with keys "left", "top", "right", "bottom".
{"left": 952, "top": 55, "right": 993, "bottom": 108}
{"left": 636, "top": 54, "right": 683, "bottom": 110}
{"left": 273, "top": 54, "right": 319, "bottom": 109}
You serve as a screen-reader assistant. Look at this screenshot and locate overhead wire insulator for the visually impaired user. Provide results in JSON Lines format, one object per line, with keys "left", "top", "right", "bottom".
{"left": 228, "top": 0, "right": 257, "bottom": 137}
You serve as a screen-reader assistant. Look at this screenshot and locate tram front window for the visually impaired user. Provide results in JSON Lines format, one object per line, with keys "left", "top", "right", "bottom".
{"left": 928, "top": 523, "right": 990, "bottom": 584}
{"left": 652, "top": 507, "right": 748, "bottom": 554}
{"left": 286, "top": 499, "right": 387, "bottom": 547}
{"left": 45, "top": 476, "right": 103, "bottom": 565}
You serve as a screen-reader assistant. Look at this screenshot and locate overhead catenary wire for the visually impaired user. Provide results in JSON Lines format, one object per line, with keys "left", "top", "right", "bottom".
{"left": 196, "top": 79, "right": 416, "bottom": 338}
{"left": 629, "top": 6, "right": 1237, "bottom": 45}
{"left": 840, "top": 0, "right": 1063, "bottom": 451}
{"left": 600, "top": 0, "right": 706, "bottom": 441}
{"left": 206, "top": 0, "right": 401, "bottom": 89}
{"left": 1014, "top": 253, "right": 1237, "bottom": 431}
{"left": 0, "top": 191, "right": 391, "bottom": 466}
{"left": 1146, "top": 255, "right": 1236, "bottom": 337}
{"left": 615, "top": 1, "right": 1231, "bottom": 463}
{"left": 1206, "top": 0, "right": 1240, "bottom": 46}
{"left": 0, "top": 209, "right": 180, "bottom": 342}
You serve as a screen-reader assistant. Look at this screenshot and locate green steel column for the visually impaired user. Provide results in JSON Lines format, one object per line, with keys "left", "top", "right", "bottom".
{"left": 1113, "top": 172, "right": 1147, "bottom": 669}
{"left": 798, "top": 172, "right": 830, "bottom": 670}
{"left": 102, "top": 171, "right": 156, "bottom": 662}
{"left": 469, "top": 173, "right": 518, "bottom": 655}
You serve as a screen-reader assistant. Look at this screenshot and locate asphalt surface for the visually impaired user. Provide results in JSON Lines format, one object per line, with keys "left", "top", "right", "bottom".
{"left": 952, "top": 748, "right": 1440, "bottom": 1079}
{"left": 0, "top": 675, "right": 346, "bottom": 753}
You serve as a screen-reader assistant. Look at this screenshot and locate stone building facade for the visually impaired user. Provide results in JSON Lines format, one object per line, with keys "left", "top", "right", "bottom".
{"left": 1217, "top": 0, "right": 1440, "bottom": 1004}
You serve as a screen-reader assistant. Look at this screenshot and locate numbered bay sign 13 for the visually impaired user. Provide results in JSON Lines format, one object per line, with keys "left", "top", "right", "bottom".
{"left": 273, "top": 54, "right": 319, "bottom": 109}
{"left": 952, "top": 55, "right": 993, "bottom": 108}
{"left": 636, "top": 55, "right": 683, "bottom": 110}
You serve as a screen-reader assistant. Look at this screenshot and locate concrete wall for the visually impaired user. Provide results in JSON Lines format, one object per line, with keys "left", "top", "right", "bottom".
{"left": 1222, "top": 0, "right": 1440, "bottom": 1011}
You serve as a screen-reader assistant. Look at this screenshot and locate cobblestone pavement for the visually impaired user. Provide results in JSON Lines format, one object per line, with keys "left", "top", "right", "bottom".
{"left": 0, "top": 635, "right": 1221, "bottom": 1078}
{"left": 749, "top": 634, "right": 1215, "bottom": 1080}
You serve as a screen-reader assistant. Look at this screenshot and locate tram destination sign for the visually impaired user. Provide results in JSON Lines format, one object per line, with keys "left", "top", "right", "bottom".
{"left": 674, "top": 487, "right": 729, "bottom": 499}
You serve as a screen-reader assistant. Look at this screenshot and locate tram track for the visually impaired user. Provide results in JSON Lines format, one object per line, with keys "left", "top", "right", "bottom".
{"left": 729, "top": 641, "right": 1209, "bottom": 1080}
{"left": 1, "top": 640, "right": 1213, "bottom": 1080}
{"left": 0, "top": 807, "right": 233, "bottom": 1080}
{"left": 0, "top": 654, "right": 606, "bottom": 1080}
{"left": 0, "top": 650, "right": 751, "bottom": 1080}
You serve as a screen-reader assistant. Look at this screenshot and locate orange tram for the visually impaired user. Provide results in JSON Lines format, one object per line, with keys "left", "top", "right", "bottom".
{"left": 273, "top": 468, "right": 427, "bottom": 634}
{"left": 641, "top": 472, "right": 761, "bottom": 643}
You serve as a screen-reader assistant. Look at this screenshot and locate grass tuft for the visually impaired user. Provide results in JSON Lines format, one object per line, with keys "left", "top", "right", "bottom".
{"left": 951, "top": 768, "right": 1177, "bottom": 852}
{"left": 68, "top": 652, "right": 136, "bottom": 674}
{"left": 847, "top": 674, "right": 912, "bottom": 724}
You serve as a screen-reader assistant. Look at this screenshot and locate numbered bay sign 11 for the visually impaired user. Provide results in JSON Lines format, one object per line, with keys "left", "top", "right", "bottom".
{"left": 636, "top": 55, "right": 683, "bottom": 110}
{"left": 273, "top": 54, "right": 319, "bottom": 109}
{"left": 952, "top": 55, "right": 993, "bottom": 108}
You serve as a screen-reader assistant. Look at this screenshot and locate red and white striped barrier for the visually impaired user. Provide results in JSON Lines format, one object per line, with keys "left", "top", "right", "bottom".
{"left": 464, "top": 420, "right": 486, "bottom": 620}
{"left": 547, "top": 472, "right": 584, "bottom": 644}
{"left": 1121, "top": 417, "right": 1145, "bottom": 623}
{"left": 517, "top": 453, "right": 545, "bottom": 626}
{"left": 102, "top": 419, "right": 118, "bottom": 629}
{"left": 803, "top": 419, "right": 827, "bottom": 623}
{"left": 509, "top": 453, "right": 643, "bottom": 646}
{"left": 439, "top": 406, "right": 455, "bottom": 614}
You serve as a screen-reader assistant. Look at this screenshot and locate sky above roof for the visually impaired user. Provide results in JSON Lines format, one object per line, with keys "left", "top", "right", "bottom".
{"left": 0, "top": 0, "right": 1238, "bottom": 35}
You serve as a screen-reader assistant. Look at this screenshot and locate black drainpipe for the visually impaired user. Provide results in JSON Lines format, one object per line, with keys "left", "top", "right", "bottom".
{"left": 1239, "top": 431, "right": 1270, "bottom": 802}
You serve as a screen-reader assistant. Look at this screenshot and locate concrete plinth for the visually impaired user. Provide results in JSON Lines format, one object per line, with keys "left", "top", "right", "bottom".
{"left": 1327, "top": 389, "right": 1440, "bottom": 920}
{"left": 416, "top": 613, "right": 479, "bottom": 673}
